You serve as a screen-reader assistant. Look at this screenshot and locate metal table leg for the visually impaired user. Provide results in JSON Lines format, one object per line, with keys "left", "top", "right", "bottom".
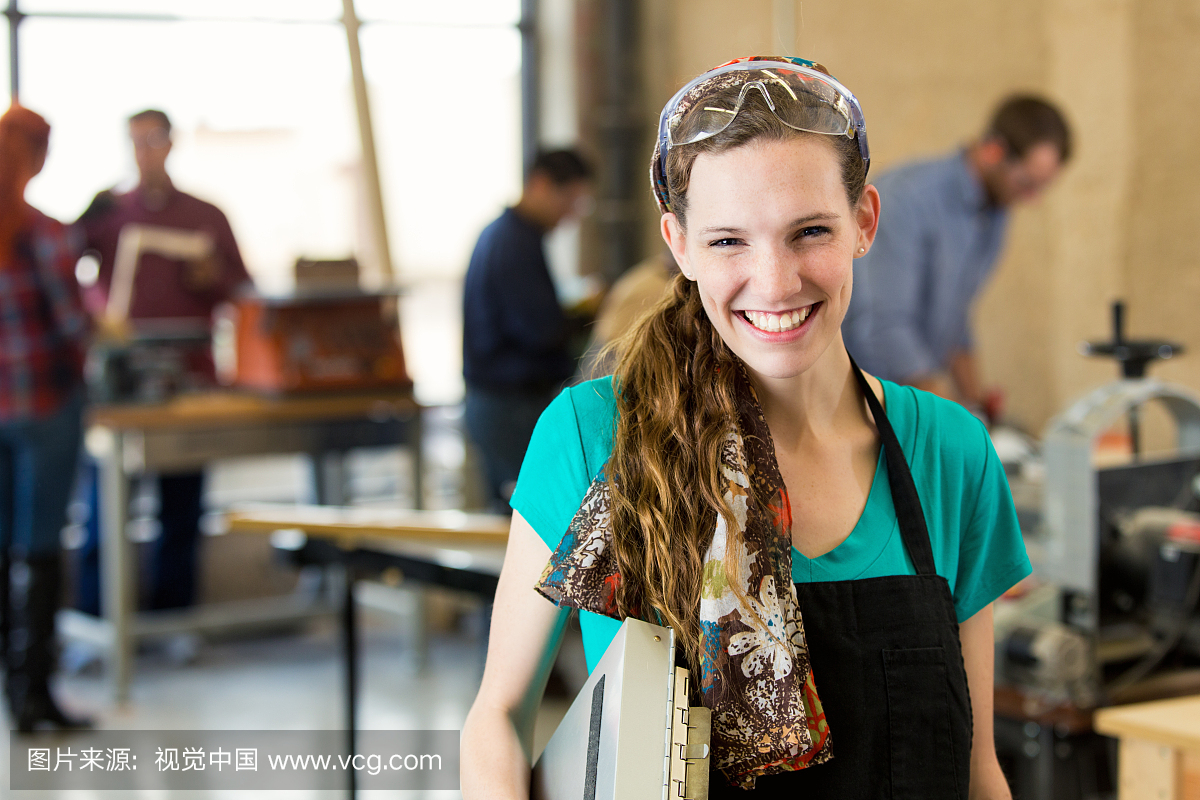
{"left": 406, "top": 409, "right": 427, "bottom": 669}
{"left": 98, "top": 429, "right": 134, "bottom": 704}
{"left": 410, "top": 408, "right": 423, "bottom": 510}
{"left": 317, "top": 451, "right": 347, "bottom": 507}
{"left": 1034, "top": 722, "right": 1056, "bottom": 800}
{"left": 342, "top": 564, "right": 358, "bottom": 799}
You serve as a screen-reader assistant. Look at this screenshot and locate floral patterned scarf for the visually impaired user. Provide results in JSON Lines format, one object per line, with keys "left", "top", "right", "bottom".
{"left": 535, "top": 368, "right": 832, "bottom": 789}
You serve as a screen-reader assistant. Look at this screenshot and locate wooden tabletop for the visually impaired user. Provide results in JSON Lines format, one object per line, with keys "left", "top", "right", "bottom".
{"left": 226, "top": 504, "right": 511, "bottom": 546}
{"left": 1094, "top": 695, "right": 1200, "bottom": 751}
{"left": 89, "top": 390, "right": 419, "bottom": 430}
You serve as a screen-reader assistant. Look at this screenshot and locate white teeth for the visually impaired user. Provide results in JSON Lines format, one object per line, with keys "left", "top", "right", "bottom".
{"left": 744, "top": 307, "right": 813, "bottom": 332}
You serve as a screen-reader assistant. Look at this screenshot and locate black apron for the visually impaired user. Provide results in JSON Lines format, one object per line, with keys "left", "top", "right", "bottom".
{"left": 712, "top": 361, "right": 973, "bottom": 799}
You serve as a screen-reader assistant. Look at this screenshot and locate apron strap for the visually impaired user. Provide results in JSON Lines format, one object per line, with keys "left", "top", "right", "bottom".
{"left": 848, "top": 356, "right": 937, "bottom": 577}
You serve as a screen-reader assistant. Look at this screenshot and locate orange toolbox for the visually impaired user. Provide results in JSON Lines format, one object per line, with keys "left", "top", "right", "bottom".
{"left": 214, "top": 292, "right": 411, "bottom": 393}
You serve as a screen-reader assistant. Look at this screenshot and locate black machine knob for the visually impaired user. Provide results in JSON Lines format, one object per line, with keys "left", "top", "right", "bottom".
{"left": 1081, "top": 301, "right": 1183, "bottom": 379}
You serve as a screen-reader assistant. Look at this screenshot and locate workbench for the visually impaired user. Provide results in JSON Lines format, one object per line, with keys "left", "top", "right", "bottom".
{"left": 72, "top": 391, "right": 423, "bottom": 703}
{"left": 226, "top": 503, "right": 509, "bottom": 797}
{"left": 1094, "top": 695, "right": 1200, "bottom": 800}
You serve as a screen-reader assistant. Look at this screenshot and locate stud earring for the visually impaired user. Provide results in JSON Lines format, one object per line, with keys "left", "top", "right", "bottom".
{"left": 857, "top": 247, "right": 865, "bottom": 254}
{"left": 683, "top": 272, "right": 695, "bottom": 280}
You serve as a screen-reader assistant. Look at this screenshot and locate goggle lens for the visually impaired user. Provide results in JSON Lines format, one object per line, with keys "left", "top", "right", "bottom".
{"left": 651, "top": 57, "right": 870, "bottom": 214}
{"left": 667, "top": 69, "right": 855, "bottom": 148}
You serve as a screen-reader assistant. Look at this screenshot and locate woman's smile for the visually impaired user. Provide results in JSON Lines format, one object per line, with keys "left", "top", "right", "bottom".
{"left": 739, "top": 301, "right": 821, "bottom": 337}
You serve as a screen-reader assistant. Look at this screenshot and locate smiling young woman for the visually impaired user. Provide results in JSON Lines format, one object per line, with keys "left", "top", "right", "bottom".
{"left": 461, "top": 57, "right": 1028, "bottom": 799}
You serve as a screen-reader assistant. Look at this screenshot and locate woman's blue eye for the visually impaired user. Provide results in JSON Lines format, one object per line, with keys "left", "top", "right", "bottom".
{"left": 799, "top": 226, "right": 831, "bottom": 238}
{"left": 709, "top": 238, "right": 741, "bottom": 247}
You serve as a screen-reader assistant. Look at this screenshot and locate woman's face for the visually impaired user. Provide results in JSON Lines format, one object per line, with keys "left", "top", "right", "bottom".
{"left": 662, "top": 136, "right": 879, "bottom": 384}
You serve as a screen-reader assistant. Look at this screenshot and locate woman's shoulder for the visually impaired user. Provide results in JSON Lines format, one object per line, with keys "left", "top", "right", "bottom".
{"left": 881, "top": 380, "right": 1030, "bottom": 622}
{"left": 540, "top": 375, "right": 618, "bottom": 440}
{"left": 519, "top": 377, "right": 619, "bottom": 481}
{"left": 564, "top": 375, "right": 619, "bottom": 416}
{"left": 880, "top": 379, "right": 992, "bottom": 474}
{"left": 512, "top": 377, "right": 619, "bottom": 550}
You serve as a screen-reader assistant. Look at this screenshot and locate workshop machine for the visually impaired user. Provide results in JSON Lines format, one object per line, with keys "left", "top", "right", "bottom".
{"left": 88, "top": 243, "right": 411, "bottom": 401}
{"left": 1034, "top": 301, "right": 1200, "bottom": 702}
{"left": 86, "top": 225, "right": 225, "bottom": 404}
{"left": 212, "top": 291, "right": 410, "bottom": 394}
{"left": 212, "top": 258, "right": 410, "bottom": 394}
{"left": 991, "top": 302, "right": 1200, "bottom": 800}
{"left": 86, "top": 322, "right": 217, "bottom": 404}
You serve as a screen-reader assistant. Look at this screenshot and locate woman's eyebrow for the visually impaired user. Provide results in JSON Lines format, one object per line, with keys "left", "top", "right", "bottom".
{"left": 699, "top": 213, "right": 841, "bottom": 236}
{"left": 698, "top": 225, "right": 748, "bottom": 236}
{"left": 789, "top": 212, "right": 841, "bottom": 225}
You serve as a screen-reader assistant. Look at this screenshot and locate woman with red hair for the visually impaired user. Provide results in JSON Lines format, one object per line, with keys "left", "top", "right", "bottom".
{"left": 0, "top": 104, "right": 90, "bottom": 730}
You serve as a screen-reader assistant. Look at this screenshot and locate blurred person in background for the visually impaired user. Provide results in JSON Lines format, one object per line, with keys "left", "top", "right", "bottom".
{"left": 0, "top": 104, "right": 91, "bottom": 730}
{"left": 577, "top": 247, "right": 678, "bottom": 378}
{"left": 841, "top": 95, "right": 1071, "bottom": 422}
{"left": 462, "top": 148, "right": 592, "bottom": 513}
{"left": 74, "top": 109, "right": 252, "bottom": 625}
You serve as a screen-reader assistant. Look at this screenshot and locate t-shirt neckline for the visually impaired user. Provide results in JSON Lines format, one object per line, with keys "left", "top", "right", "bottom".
{"left": 790, "top": 380, "right": 900, "bottom": 579}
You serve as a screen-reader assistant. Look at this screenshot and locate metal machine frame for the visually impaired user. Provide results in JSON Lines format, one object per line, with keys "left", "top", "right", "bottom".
{"left": 1041, "top": 378, "right": 1200, "bottom": 633}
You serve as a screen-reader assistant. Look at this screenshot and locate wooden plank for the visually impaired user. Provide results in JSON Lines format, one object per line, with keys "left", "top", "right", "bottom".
{"left": 89, "top": 391, "right": 418, "bottom": 430}
{"left": 1184, "top": 750, "right": 1200, "bottom": 800}
{"left": 107, "top": 225, "right": 213, "bottom": 323}
{"left": 340, "top": 0, "right": 394, "bottom": 285}
{"left": 1095, "top": 696, "right": 1200, "bottom": 752}
{"left": 226, "top": 504, "right": 510, "bottom": 545}
{"left": 1109, "top": 670, "right": 1200, "bottom": 706}
{"left": 1118, "top": 738, "right": 1177, "bottom": 800}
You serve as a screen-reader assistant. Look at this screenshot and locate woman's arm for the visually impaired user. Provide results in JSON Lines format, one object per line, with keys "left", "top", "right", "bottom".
{"left": 960, "top": 603, "right": 1012, "bottom": 800}
{"left": 461, "top": 511, "right": 571, "bottom": 799}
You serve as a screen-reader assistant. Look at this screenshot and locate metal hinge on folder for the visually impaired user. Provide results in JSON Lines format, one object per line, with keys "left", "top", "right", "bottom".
{"left": 668, "top": 667, "right": 711, "bottom": 800}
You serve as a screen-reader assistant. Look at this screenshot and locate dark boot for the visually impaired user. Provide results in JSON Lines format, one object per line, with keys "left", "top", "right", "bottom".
{"left": 6, "top": 555, "right": 91, "bottom": 732}
{"left": 0, "top": 546, "right": 8, "bottom": 661}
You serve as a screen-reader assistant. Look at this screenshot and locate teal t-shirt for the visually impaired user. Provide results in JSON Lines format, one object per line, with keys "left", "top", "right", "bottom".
{"left": 511, "top": 376, "right": 1032, "bottom": 673}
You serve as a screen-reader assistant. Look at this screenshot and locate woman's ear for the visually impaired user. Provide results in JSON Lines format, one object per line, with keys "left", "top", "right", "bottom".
{"left": 854, "top": 184, "right": 881, "bottom": 256}
{"left": 661, "top": 213, "right": 692, "bottom": 278}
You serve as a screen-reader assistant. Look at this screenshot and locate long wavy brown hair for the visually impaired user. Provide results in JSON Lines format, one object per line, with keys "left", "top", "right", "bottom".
{"left": 601, "top": 89, "right": 868, "bottom": 673}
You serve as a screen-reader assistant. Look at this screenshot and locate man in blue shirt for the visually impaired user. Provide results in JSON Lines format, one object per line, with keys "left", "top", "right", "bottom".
{"left": 842, "top": 96, "right": 1071, "bottom": 418}
{"left": 463, "top": 149, "right": 592, "bottom": 512}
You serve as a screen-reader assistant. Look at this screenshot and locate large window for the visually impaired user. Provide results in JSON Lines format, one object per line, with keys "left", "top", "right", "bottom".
{"left": 9, "top": 1, "right": 523, "bottom": 402}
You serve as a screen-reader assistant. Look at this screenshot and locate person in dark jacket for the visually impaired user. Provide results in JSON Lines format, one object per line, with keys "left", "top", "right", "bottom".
{"left": 462, "top": 149, "right": 591, "bottom": 512}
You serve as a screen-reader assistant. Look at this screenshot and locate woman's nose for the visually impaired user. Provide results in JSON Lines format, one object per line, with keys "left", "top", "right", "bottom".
{"left": 754, "top": 245, "right": 802, "bottom": 300}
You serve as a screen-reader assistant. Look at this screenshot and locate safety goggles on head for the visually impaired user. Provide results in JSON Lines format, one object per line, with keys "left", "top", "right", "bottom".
{"left": 651, "top": 56, "right": 870, "bottom": 213}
